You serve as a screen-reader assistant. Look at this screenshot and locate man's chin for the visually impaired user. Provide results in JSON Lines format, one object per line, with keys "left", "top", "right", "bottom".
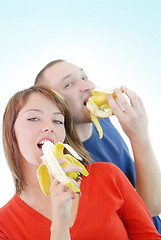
{"left": 72, "top": 107, "right": 92, "bottom": 123}
{"left": 73, "top": 115, "right": 92, "bottom": 124}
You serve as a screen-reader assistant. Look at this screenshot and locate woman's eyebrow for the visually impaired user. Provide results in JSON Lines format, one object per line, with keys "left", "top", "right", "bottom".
{"left": 26, "top": 109, "right": 63, "bottom": 116}
{"left": 53, "top": 112, "right": 64, "bottom": 116}
{"left": 26, "top": 109, "right": 42, "bottom": 113}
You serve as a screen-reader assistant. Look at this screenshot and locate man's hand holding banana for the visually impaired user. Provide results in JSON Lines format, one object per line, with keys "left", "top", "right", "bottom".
{"left": 86, "top": 85, "right": 148, "bottom": 140}
{"left": 105, "top": 85, "right": 148, "bottom": 141}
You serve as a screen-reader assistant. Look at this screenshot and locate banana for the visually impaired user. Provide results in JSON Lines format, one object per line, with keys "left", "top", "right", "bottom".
{"left": 37, "top": 141, "right": 89, "bottom": 195}
{"left": 86, "top": 87, "right": 118, "bottom": 139}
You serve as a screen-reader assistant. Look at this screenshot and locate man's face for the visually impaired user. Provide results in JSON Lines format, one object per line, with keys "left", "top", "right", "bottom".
{"left": 43, "top": 61, "right": 95, "bottom": 124}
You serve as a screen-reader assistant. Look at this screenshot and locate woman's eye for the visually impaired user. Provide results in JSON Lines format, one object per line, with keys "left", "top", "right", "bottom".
{"left": 53, "top": 120, "right": 63, "bottom": 124}
{"left": 28, "top": 117, "right": 39, "bottom": 121}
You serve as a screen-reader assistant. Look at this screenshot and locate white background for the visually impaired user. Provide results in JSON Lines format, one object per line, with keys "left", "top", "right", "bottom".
{"left": 0, "top": 0, "right": 161, "bottom": 207}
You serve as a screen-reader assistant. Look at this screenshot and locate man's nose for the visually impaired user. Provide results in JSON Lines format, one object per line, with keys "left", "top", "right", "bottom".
{"left": 79, "top": 80, "right": 95, "bottom": 92}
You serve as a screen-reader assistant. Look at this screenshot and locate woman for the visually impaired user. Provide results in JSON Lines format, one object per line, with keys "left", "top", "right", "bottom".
{"left": 0, "top": 85, "right": 160, "bottom": 240}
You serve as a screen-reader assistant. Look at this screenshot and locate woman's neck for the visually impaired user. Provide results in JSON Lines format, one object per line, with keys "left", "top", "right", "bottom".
{"left": 19, "top": 163, "right": 53, "bottom": 220}
{"left": 20, "top": 184, "right": 52, "bottom": 219}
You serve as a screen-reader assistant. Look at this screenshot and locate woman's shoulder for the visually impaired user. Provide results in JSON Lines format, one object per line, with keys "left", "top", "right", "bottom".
{"left": 82, "top": 162, "right": 129, "bottom": 196}
{"left": 87, "top": 161, "right": 120, "bottom": 170}
{"left": 84, "top": 162, "right": 132, "bottom": 195}
{"left": 86, "top": 162, "right": 124, "bottom": 178}
{"left": 0, "top": 195, "right": 17, "bottom": 218}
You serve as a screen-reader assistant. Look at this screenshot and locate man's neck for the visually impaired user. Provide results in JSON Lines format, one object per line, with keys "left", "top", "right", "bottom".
{"left": 75, "top": 122, "right": 93, "bottom": 142}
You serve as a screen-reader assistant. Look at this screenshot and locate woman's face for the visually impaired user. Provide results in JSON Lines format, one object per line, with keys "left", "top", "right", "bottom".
{"left": 14, "top": 92, "right": 65, "bottom": 166}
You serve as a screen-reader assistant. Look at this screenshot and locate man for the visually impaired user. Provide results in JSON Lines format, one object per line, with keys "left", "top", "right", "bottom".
{"left": 35, "top": 59, "right": 161, "bottom": 232}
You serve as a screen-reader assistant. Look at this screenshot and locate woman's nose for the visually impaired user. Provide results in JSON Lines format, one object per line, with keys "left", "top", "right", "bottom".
{"left": 41, "top": 122, "right": 54, "bottom": 133}
{"left": 44, "top": 128, "right": 54, "bottom": 133}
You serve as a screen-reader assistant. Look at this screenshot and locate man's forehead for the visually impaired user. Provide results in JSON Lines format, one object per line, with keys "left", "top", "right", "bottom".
{"left": 44, "top": 62, "right": 86, "bottom": 86}
{"left": 62, "top": 68, "right": 85, "bottom": 80}
{"left": 47, "top": 63, "right": 84, "bottom": 76}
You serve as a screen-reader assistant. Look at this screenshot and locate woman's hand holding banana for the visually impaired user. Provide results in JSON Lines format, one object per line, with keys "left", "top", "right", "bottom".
{"left": 37, "top": 141, "right": 89, "bottom": 195}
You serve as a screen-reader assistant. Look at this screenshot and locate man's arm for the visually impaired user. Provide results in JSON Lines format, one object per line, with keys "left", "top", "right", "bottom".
{"left": 106, "top": 86, "right": 161, "bottom": 216}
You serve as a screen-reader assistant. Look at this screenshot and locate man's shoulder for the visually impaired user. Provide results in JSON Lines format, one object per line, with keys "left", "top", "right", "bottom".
{"left": 96, "top": 118, "right": 126, "bottom": 144}
{"left": 100, "top": 118, "right": 120, "bottom": 133}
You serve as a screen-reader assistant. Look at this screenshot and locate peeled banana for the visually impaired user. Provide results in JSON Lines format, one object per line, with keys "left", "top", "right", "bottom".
{"left": 37, "top": 141, "right": 89, "bottom": 195}
{"left": 86, "top": 87, "right": 117, "bottom": 139}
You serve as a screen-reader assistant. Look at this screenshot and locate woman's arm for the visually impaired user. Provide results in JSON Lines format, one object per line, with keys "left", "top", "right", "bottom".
{"left": 49, "top": 162, "right": 81, "bottom": 240}
{"left": 50, "top": 178, "right": 77, "bottom": 240}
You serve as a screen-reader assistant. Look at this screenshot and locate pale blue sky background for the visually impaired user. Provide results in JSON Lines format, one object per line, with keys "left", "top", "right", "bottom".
{"left": 0, "top": 0, "right": 161, "bottom": 207}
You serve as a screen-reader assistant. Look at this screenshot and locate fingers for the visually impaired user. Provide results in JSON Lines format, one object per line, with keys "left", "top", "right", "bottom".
{"left": 57, "top": 158, "right": 67, "bottom": 164}
{"left": 120, "top": 86, "right": 142, "bottom": 110}
{"left": 62, "top": 164, "right": 82, "bottom": 175}
{"left": 57, "top": 158, "right": 82, "bottom": 174}
{"left": 120, "top": 86, "right": 148, "bottom": 118}
{"left": 106, "top": 90, "right": 125, "bottom": 118}
{"left": 57, "top": 158, "right": 82, "bottom": 177}
{"left": 115, "top": 87, "right": 137, "bottom": 114}
{"left": 49, "top": 160, "right": 81, "bottom": 198}
{"left": 106, "top": 85, "right": 146, "bottom": 118}
{"left": 106, "top": 85, "right": 149, "bottom": 139}
{"left": 50, "top": 177, "right": 78, "bottom": 199}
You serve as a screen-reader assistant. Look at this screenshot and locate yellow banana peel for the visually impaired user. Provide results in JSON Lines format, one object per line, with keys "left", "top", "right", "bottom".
{"left": 37, "top": 141, "right": 89, "bottom": 195}
{"left": 86, "top": 87, "right": 117, "bottom": 139}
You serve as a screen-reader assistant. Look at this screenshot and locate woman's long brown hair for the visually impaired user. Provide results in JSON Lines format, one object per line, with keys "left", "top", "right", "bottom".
{"left": 3, "top": 85, "right": 92, "bottom": 194}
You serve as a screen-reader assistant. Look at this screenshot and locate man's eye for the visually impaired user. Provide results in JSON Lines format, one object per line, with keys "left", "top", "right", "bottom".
{"left": 28, "top": 117, "right": 39, "bottom": 121}
{"left": 81, "top": 76, "right": 88, "bottom": 81}
{"left": 65, "top": 82, "right": 73, "bottom": 88}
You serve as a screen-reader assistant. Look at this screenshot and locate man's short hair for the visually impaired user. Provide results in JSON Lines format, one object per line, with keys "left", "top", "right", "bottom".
{"left": 34, "top": 59, "right": 64, "bottom": 85}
